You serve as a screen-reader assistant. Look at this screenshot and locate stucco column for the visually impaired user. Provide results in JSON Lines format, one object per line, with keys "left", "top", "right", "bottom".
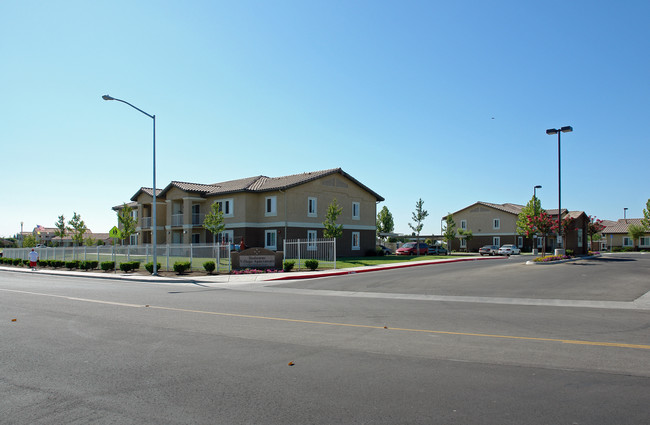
{"left": 183, "top": 198, "right": 192, "bottom": 244}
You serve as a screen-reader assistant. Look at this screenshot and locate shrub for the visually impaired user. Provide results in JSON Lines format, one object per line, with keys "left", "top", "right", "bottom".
{"left": 145, "top": 262, "right": 161, "bottom": 274}
{"left": 565, "top": 249, "right": 574, "bottom": 256}
{"left": 173, "top": 261, "right": 191, "bottom": 275}
{"left": 283, "top": 260, "right": 295, "bottom": 272}
{"left": 65, "top": 260, "right": 80, "bottom": 270}
{"left": 51, "top": 260, "right": 65, "bottom": 269}
{"left": 13, "top": 258, "right": 22, "bottom": 266}
{"left": 365, "top": 248, "right": 378, "bottom": 256}
{"left": 203, "top": 261, "right": 216, "bottom": 274}
{"left": 305, "top": 259, "right": 319, "bottom": 271}
{"left": 23, "top": 260, "right": 29, "bottom": 266}
{"left": 119, "top": 261, "right": 140, "bottom": 273}
{"left": 79, "top": 260, "right": 98, "bottom": 271}
{"left": 101, "top": 261, "right": 115, "bottom": 271}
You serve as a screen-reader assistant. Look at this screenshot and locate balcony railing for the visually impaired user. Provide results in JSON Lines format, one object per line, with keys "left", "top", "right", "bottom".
{"left": 192, "top": 213, "right": 205, "bottom": 226}
{"left": 141, "top": 217, "right": 152, "bottom": 229}
{"left": 171, "top": 214, "right": 183, "bottom": 227}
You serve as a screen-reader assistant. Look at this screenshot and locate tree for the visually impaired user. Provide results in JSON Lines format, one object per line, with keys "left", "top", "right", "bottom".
{"left": 22, "top": 234, "right": 36, "bottom": 248}
{"left": 84, "top": 235, "right": 98, "bottom": 246}
{"left": 442, "top": 213, "right": 457, "bottom": 253}
{"left": 68, "top": 212, "right": 88, "bottom": 246}
{"left": 525, "top": 212, "right": 555, "bottom": 256}
{"left": 587, "top": 216, "right": 606, "bottom": 247}
{"left": 376, "top": 206, "right": 395, "bottom": 243}
{"left": 117, "top": 203, "right": 138, "bottom": 246}
{"left": 323, "top": 199, "right": 343, "bottom": 239}
{"left": 642, "top": 199, "right": 650, "bottom": 231}
{"left": 516, "top": 196, "right": 545, "bottom": 238}
{"left": 54, "top": 214, "right": 67, "bottom": 247}
{"left": 627, "top": 224, "right": 646, "bottom": 251}
{"left": 204, "top": 201, "right": 226, "bottom": 244}
{"left": 457, "top": 228, "right": 473, "bottom": 252}
{"left": 408, "top": 199, "right": 428, "bottom": 255}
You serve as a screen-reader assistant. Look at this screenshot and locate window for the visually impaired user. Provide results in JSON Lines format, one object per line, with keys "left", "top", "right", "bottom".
{"left": 265, "top": 196, "right": 277, "bottom": 216}
{"left": 352, "top": 232, "right": 360, "bottom": 250}
{"left": 493, "top": 219, "right": 500, "bottom": 230}
{"left": 191, "top": 233, "right": 200, "bottom": 244}
{"left": 265, "top": 230, "right": 277, "bottom": 250}
{"left": 517, "top": 236, "right": 523, "bottom": 248}
{"left": 537, "top": 237, "right": 543, "bottom": 248}
{"left": 308, "top": 197, "right": 317, "bottom": 217}
{"left": 493, "top": 237, "right": 500, "bottom": 247}
{"left": 216, "top": 199, "right": 233, "bottom": 217}
{"left": 577, "top": 229, "right": 583, "bottom": 248}
{"left": 352, "top": 202, "right": 360, "bottom": 220}
{"left": 218, "top": 230, "right": 234, "bottom": 245}
{"left": 640, "top": 237, "right": 650, "bottom": 247}
{"left": 460, "top": 238, "right": 466, "bottom": 248}
{"left": 307, "top": 230, "right": 317, "bottom": 250}
{"left": 623, "top": 237, "right": 633, "bottom": 247}
{"left": 132, "top": 209, "right": 138, "bottom": 220}
{"left": 130, "top": 234, "right": 138, "bottom": 245}
{"left": 460, "top": 220, "right": 467, "bottom": 230}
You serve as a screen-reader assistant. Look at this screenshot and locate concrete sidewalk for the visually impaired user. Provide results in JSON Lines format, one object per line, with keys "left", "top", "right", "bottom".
{"left": 0, "top": 256, "right": 505, "bottom": 284}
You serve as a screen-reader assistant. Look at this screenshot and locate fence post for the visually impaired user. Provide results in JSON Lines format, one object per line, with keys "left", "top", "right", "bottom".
{"left": 190, "top": 244, "right": 193, "bottom": 270}
{"left": 333, "top": 238, "right": 337, "bottom": 269}
{"left": 166, "top": 244, "right": 170, "bottom": 272}
{"left": 146, "top": 245, "right": 149, "bottom": 265}
{"left": 297, "top": 239, "right": 301, "bottom": 271}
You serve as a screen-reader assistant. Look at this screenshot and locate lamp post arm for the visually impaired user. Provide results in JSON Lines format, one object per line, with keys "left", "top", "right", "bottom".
{"left": 110, "top": 97, "right": 154, "bottom": 119}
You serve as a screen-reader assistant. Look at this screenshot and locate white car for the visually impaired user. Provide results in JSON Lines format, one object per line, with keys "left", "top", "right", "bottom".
{"left": 498, "top": 244, "right": 521, "bottom": 255}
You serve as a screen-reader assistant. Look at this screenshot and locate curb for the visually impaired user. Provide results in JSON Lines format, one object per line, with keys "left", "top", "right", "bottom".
{"left": 268, "top": 256, "right": 506, "bottom": 280}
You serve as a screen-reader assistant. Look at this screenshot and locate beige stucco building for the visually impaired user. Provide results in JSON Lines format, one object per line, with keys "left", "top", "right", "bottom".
{"left": 114, "top": 168, "right": 384, "bottom": 257}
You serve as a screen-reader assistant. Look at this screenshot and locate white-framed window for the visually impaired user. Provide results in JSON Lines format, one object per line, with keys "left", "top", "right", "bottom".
{"left": 493, "top": 219, "right": 500, "bottom": 230}
{"left": 132, "top": 209, "right": 138, "bottom": 220}
{"left": 517, "top": 236, "right": 523, "bottom": 248}
{"left": 265, "top": 230, "right": 277, "bottom": 250}
{"left": 537, "top": 237, "right": 543, "bottom": 248}
{"left": 219, "top": 230, "right": 234, "bottom": 245}
{"left": 265, "top": 196, "right": 277, "bottom": 217}
{"left": 352, "top": 232, "right": 360, "bottom": 250}
{"left": 191, "top": 233, "right": 200, "bottom": 244}
{"left": 352, "top": 202, "right": 360, "bottom": 220}
{"left": 460, "top": 238, "right": 466, "bottom": 248}
{"left": 307, "top": 230, "right": 317, "bottom": 250}
{"left": 493, "top": 236, "right": 500, "bottom": 247}
{"left": 577, "top": 229, "right": 583, "bottom": 248}
{"left": 640, "top": 237, "right": 650, "bottom": 247}
{"left": 215, "top": 199, "right": 233, "bottom": 217}
{"left": 460, "top": 220, "right": 467, "bottom": 230}
{"left": 623, "top": 237, "right": 633, "bottom": 247}
{"left": 308, "top": 197, "right": 317, "bottom": 217}
{"left": 130, "top": 234, "right": 138, "bottom": 245}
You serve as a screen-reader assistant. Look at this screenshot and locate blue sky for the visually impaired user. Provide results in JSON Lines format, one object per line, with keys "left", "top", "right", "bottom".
{"left": 2, "top": 0, "right": 649, "bottom": 238}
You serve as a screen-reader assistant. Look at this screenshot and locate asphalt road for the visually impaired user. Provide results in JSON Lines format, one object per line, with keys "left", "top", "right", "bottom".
{"left": 1, "top": 254, "right": 649, "bottom": 424}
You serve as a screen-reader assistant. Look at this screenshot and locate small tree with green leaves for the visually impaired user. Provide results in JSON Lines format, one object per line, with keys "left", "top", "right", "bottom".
{"left": 642, "top": 199, "right": 650, "bottom": 231}
{"left": 117, "top": 203, "right": 137, "bottom": 246}
{"left": 323, "top": 199, "right": 343, "bottom": 239}
{"left": 54, "top": 214, "right": 66, "bottom": 247}
{"left": 442, "top": 213, "right": 457, "bottom": 253}
{"left": 458, "top": 228, "right": 473, "bottom": 252}
{"left": 204, "top": 201, "right": 226, "bottom": 245}
{"left": 628, "top": 224, "right": 646, "bottom": 251}
{"left": 517, "top": 196, "right": 545, "bottom": 245}
{"left": 68, "top": 212, "right": 87, "bottom": 246}
{"left": 376, "top": 206, "right": 395, "bottom": 243}
{"left": 587, "top": 216, "right": 606, "bottom": 248}
{"left": 22, "top": 234, "right": 36, "bottom": 248}
{"left": 408, "top": 199, "right": 428, "bottom": 256}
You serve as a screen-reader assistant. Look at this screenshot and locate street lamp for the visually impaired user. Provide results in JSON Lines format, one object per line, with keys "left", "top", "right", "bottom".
{"left": 103, "top": 95, "right": 158, "bottom": 276}
{"left": 624, "top": 207, "right": 628, "bottom": 223}
{"left": 546, "top": 126, "right": 572, "bottom": 255}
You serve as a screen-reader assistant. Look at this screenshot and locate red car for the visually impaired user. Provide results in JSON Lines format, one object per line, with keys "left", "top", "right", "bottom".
{"left": 396, "top": 242, "right": 428, "bottom": 255}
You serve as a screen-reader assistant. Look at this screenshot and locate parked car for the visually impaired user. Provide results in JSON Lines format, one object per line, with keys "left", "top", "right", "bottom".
{"left": 427, "top": 245, "right": 448, "bottom": 255}
{"left": 497, "top": 244, "right": 521, "bottom": 256}
{"left": 479, "top": 245, "right": 500, "bottom": 256}
{"left": 377, "top": 245, "right": 393, "bottom": 255}
{"left": 396, "top": 242, "right": 428, "bottom": 255}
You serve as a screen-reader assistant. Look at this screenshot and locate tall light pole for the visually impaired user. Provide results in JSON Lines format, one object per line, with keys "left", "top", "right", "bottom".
{"left": 103, "top": 95, "right": 158, "bottom": 276}
{"left": 546, "top": 126, "right": 572, "bottom": 255}
{"left": 624, "top": 207, "right": 628, "bottom": 223}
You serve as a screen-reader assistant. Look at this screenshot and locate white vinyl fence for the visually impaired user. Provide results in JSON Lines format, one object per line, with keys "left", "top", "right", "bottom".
{"left": 3, "top": 244, "right": 232, "bottom": 273}
{"left": 283, "top": 238, "right": 336, "bottom": 270}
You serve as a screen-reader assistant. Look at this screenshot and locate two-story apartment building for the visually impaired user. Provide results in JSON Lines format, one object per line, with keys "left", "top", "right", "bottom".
{"left": 445, "top": 201, "right": 589, "bottom": 255}
{"left": 114, "top": 168, "right": 384, "bottom": 257}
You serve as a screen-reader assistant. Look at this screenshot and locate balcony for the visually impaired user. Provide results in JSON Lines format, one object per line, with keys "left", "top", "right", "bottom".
{"left": 141, "top": 217, "right": 152, "bottom": 229}
{"left": 192, "top": 213, "right": 205, "bottom": 226}
{"left": 171, "top": 214, "right": 184, "bottom": 227}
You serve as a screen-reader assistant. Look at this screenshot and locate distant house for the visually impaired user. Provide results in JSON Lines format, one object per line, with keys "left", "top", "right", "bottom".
{"left": 19, "top": 227, "right": 110, "bottom": 247}
{"left": 601, "top": 219, "right": 650, "bottom": 250}
{"left": 113, "top": 168, "right": 384, "bottom": 257}
{"left": 444, "top": 201, "right": 589, "bottom": 255}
